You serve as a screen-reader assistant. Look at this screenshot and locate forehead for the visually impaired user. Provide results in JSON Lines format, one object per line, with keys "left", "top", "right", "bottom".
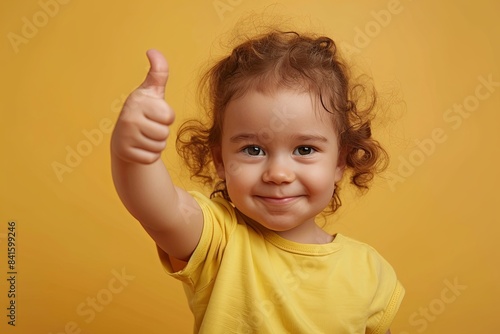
{"left": 223, "top": 88, "right": 337, "bottom": 137}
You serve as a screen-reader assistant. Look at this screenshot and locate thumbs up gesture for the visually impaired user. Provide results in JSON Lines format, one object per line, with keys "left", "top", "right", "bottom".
{"left": 111, "top": 49, "right": 174, "bottom": 164}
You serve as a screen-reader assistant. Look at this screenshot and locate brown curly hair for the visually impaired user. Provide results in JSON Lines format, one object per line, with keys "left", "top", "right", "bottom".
{"left": 176, "top": 30, "right": 388, "bottom": 212}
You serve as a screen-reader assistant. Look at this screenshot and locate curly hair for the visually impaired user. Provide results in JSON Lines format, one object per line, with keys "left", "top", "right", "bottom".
{"left": 176, "top": 30, "right": 388, "bottom": 213}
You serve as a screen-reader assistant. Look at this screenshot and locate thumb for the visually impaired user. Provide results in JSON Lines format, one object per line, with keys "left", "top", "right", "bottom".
{"left": 140, "top": 49, "right": 169, "bottom": 98}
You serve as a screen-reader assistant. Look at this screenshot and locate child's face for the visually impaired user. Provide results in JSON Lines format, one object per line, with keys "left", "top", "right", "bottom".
{"left": 213, "top": 88, "right": 344, "bottom": 241}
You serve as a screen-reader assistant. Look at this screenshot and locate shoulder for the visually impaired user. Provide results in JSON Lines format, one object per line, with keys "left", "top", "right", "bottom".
{"left": 337, "top": 234, "right": 390, "bottom": 261}
{"left": 335, "top": 234, "right": 400, "bottom": 286}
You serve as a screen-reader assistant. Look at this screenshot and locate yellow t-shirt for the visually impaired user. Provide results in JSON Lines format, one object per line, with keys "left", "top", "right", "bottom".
{"left": 158, "top": 192, "right": 404, "bottom": 333}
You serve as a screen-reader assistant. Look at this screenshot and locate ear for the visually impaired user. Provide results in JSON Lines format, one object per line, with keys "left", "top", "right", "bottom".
{"left": 211, "top": 146, "right": 226, "bottom": 180}
{"left": 334, "top": 149, "right": 347, "bottom": 183}
{"left": 334, "top": 163, "right": 345, "bottom": 183}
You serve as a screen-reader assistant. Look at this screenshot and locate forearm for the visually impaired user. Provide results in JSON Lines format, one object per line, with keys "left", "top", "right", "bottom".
{"left": 111, "top": 153, "right": 179, "bottom": 231}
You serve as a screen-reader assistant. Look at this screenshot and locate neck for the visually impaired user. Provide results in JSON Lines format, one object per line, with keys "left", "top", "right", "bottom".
{"left": 240, "top": 211, "right": 334, "bottom": 244}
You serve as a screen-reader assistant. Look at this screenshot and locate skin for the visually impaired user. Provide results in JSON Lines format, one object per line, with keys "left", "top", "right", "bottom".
{"left": 213, "top": 89, "right": 344, "bottom": 244}
{"left": 111, "top": 49, "right": 203, "bottom": 262}
{"left": 111, "top": 50, "right": 392, "bottom": 334}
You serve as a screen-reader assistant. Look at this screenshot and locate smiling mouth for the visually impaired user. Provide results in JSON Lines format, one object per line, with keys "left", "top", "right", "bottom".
{"left": 255, "top": 196, "right": 301, "bottom": 205}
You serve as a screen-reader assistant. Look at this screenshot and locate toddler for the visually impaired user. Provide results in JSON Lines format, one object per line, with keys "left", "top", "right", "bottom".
{"left": 111, "top": 30, "right": 404, "bottom": 333}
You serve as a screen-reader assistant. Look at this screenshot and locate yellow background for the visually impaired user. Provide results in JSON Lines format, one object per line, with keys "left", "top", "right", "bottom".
{"left": 1, "top": 0, "right": 499, "bottom": 333}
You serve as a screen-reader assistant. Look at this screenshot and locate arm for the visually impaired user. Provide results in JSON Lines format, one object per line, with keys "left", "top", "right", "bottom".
{"left": 111, "top": 50, "right": 203, "bottom": 261}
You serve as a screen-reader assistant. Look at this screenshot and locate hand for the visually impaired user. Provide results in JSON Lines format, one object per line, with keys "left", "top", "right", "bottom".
{"left": 111, "top": 49, "right": 174, "bottom": 164}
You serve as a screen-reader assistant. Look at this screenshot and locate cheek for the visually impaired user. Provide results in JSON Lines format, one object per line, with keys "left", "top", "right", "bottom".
{"left": 223, "top": 160, "right": 244, "bottom": 182}
{"left": 309, "top": 176, "right": 336, "bottom": 196}
{"left": 307, "top": 172, "right": 337, "bottom": 207}
{"left": 302, "top": 162, "right": 337, "bottom": 186}
{"left": 224, "top": 161, "right": 259, "bottom": 190}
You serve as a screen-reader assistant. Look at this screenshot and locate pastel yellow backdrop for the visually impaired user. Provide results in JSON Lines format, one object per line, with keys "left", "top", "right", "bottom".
{"left": 1, "top": 0, "right": 498, "bottom": 333}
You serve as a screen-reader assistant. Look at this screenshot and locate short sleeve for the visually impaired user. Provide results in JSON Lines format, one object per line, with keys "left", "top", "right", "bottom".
{"left": 156, "top": 191, "right": 238, "bottom": 290}
{"left": 338, "top": 235, "right": 405, "bottom": 334}
{"left": 362, "top": 245, "right": 405, "bottom": 334}
{"left": 366, "top": 279, "right": 405, "bottom": 334}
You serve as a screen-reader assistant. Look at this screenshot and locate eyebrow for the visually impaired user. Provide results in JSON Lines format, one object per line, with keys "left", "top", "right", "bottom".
{"left": 294, "top": 134, "right": 329, "bottom": 143}
{"left": 229, "top": 133, "right": 259, "bottom": 143}
{"left": 229, "top": 133, "right": 329, "bottom": 143}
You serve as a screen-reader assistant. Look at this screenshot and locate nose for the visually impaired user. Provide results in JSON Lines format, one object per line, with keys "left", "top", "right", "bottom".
{"left": 262, "top": 157, "right": 295, "bottom": 184}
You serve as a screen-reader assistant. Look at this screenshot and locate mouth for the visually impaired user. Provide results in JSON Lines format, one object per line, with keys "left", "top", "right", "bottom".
{"left": 255, "top": 196, "right": 301, "bottom": 205}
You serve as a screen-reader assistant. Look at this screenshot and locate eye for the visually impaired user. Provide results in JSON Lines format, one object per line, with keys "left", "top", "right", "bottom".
{"left": 293, "top": 146, "right": 316, "bottom": 156}
{"left": 242, "top": 146, "right": 265, "bottom": 156}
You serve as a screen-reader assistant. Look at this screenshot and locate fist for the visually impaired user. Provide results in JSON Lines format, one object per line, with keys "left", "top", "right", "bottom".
{"left": 111, "top": 49, "right": 174, "bottom": 164}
